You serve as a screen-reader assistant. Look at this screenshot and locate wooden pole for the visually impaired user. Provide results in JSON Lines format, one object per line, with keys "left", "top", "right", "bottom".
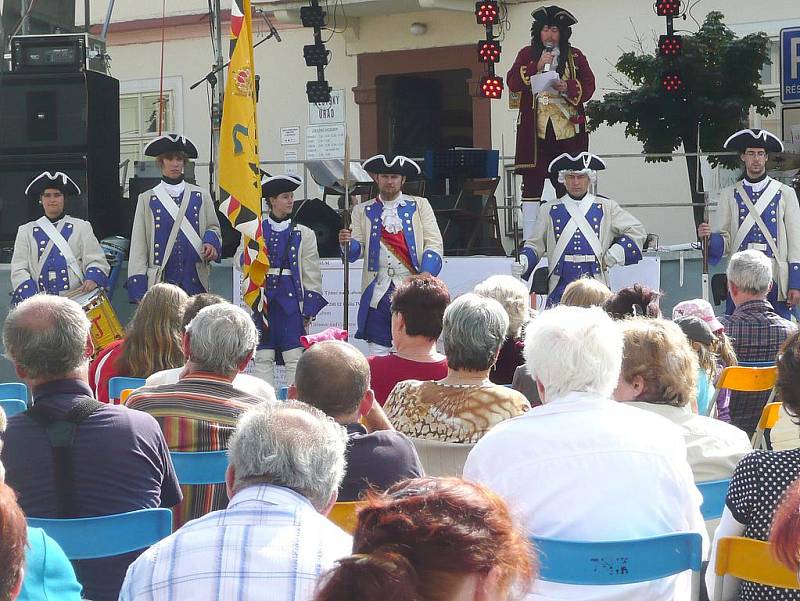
{"left": 342, "top": 134, "right": 351, "bottom": 331}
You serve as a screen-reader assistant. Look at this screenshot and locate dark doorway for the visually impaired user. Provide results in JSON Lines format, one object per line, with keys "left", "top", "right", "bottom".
{"left": 376, "top": 69, "right": 473, "bottom": 159}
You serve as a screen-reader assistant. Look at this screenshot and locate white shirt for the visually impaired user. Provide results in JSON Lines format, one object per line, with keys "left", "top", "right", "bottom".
{"left": 119, "top": 484, "right": 352, "bottom": 601}
{"left": 463, "top": 391, "right": 708, "bottom": 601}
{"left": 146, "top": 367, "right": 276, "bottom": 402}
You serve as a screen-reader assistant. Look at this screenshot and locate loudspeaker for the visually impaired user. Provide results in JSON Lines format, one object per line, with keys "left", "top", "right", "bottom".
{"left": 0, "top": 70, "right": 121, "bottom": 245}
{"left": 292, "top": 198, "right": 343, "bottom": 258}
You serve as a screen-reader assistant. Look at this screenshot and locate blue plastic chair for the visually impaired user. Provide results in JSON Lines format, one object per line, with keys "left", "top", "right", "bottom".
{"left": 737, "top": 361, "right": 776, "bottom": 368}
{"left": 108, "top": 376, "right": 147, "bottom": 403}
{"left": 277, "top": 386, "right": 289, "bottom": 401}
{"left": 0, "top": 382, "right": 28, "bottom": 403}
{"left": 697, "top": 479, "right": 729, "bottom": 521}
{"left": 0, "top": 399, "right": 28, "bottom": 417}
{"left": 532, "top": 532, "right": 703, "bottom": 596}
{"left": 27, "top": 508, "right": 172, "bottom": 560}
{"left": 170, "top": 451, "right": 229, "bottom": 485}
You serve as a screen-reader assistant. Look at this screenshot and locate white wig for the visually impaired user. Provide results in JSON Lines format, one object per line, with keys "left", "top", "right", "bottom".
{"left": 524, "top": 305, "right": 623, "bottom": 401}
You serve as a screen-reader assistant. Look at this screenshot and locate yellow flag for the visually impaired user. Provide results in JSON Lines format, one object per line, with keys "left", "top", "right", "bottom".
{"left": 219, "top": 0, "right": 268, "bottom": 313}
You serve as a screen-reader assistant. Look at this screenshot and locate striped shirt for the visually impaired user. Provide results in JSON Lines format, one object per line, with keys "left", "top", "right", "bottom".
{"left": 119, "top": 484, "right": 353, "bottom": 601}
{"left": 125, "top": 373, "right": 270, "bottom": 528}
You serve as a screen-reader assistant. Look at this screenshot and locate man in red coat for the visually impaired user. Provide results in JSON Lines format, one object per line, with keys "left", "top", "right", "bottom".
{"left": 508, "top": 5, "right": 595, "bottom": 238}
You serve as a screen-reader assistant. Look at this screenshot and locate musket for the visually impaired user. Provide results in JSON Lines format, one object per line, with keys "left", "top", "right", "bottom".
{"left": 697, "top": 124, "right": 710, "bottom": 302}
{"left": 342, "top": 134, "right": 351, "bottom": 331}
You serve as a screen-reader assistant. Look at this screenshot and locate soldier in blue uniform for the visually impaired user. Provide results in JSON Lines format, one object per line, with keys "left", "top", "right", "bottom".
{"left": 11, "top": 171, "right": 110, "bottom": 304}
{"left": 513, "top": 152, "right": 646, "bottom": 305}
{"left": 698, "top": 128, "right": 800, "bottom": 319}
{"left": 127, "top": 134, "right": 222, "bottom": 302}
{"left": 246, "top": 173, "right": 327, "bottom": 386}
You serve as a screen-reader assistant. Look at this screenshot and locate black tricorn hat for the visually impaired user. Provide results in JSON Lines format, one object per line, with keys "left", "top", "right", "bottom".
{"left": 362, "top": 154, "right": 422, "bottom": 177}
{"left": 144, "top": 133, "right": 199, "bottom": 159}
{"left": 25, "top": 171, "right": 81, "bottom": 199}
{"left": 261, "top": 172, "right": 303, "bottom": 198}
{"left": 532, "top": 5, "right": 578, "bottom": 27}
{"left": 548, "top": 152, "right": 606, "bottom": 174}
{"left": 723, "top": 128, "right": 783, "bottom": 153}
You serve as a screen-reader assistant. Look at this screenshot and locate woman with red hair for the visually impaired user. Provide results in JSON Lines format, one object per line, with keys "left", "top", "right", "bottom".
{"left": 0, "top": 483, "right": 27, "bottom": 601}
{"left": 314, "top": 477, "right": 535, "bottom": 601}
{"left": 771, "top": 476, "right": 800, "bottom": 575}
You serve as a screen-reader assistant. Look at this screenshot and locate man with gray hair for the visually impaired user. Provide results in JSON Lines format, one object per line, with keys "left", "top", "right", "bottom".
{"left": 721, "top": 249, "right": 796, "bottom": 434}
{"left": 1, "top": 295, "right": 181, "bottom": 601}
{"left": 464, "top": 305, "right": 706, "bottom": 601}
{"left": 126, "top": 303, "right": 273, "bottom": 528}
{"left": 120, "top": 401, "right": 351, "bottom": 601}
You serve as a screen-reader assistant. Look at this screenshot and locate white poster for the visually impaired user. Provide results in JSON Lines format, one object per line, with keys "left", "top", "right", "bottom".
{"left": 283, "top": 149, "right": 299, "bottom": 177}
{"left": 306, "top": 124, "right": 346, "bottom": 160}
{"left": 308, "top": 89, "right": 345, "bottom": 125}
{"left": 280, "top": 126, "right": 300, "bottom": 146}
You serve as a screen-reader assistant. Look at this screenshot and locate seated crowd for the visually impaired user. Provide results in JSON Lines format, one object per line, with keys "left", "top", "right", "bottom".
{"left": 2, "top": 247, "right": 800, "bottom": 601}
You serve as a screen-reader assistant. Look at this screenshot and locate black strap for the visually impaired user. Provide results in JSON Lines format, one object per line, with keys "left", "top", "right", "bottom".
{"left": 25, "top": 398, "right": 105, "bottom": 517}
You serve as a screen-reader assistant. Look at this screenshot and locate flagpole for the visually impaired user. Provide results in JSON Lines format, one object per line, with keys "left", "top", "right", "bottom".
{"left": 212, "top": 0, "right": 224, "bottom": 203}
{"left": 342, "top": 134, "right": 351, "bottom": 332}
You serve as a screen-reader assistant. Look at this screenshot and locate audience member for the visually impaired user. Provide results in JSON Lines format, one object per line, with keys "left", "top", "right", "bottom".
{"left": 0, "top": 483, "right": 26, "bottom": 601}
{"left": 560, "top": 276, "right": 613, "bottom": 308}
{"left": 120, "top": 402, "right": 352, "bottom": 601}
{"left": 126, "top": 303, "right": 270, "bottom": 528}
{"left": 614, "top": 318, "right": 751, "bottom": 482}
{"left": 720, "top": 249, "right": 796, "bottom": 435}
{"left": 384, "top": 294, "right": 530, "bottom": 443}
{"left": 292, "top": 340, "right": 423, "bottom": 501}
{"left": 464, "top": 305, "right": 707, "bottom": 601}
{"left": 1, "top": 295, "right": 181, "bottom": 601}
{"left": 368, "top": 274, "right": 449, "bottom": 405}
{"left": 145, "top": 293, "right": 275, "bottom": 398}
{"left": 603, "top": 283, "right": 662, "bottom": 319}
{"left": 770, "top": 476, "right": 800, "bottom": 573}
{"left": 770, "top": 330, "right": 800, "bottom": 450}
{"left": 0, "top": 413, "right": 82, "bottom": 601}
{"left": 315, "top": 477, "right": 535, "bottom": 601}
{"left": 474, "top": 275, "right": 532, "bottom": 384}
{"left": 673, "top": 298, "right": 738, "bottom": 422}
{"left": 705, "top": 329, "right": 800, "bottom": 601}
{"left": 674, "top": 315, "right": 718, "bottom": 415}
{"left": 89, "top": 283, "right": 188, "bottom": 402}
{"left": 511, "top": 363, "right": 542, "bottom": 407}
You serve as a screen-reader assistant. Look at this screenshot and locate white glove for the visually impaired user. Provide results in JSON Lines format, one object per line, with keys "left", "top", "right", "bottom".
{"left": 511, "top": 254, "right": 529, "bottom": 277}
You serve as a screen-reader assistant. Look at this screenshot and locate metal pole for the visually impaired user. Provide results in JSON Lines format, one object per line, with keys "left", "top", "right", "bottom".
{"left": 84, "top": 0, "right": 90, "bottom": 32}
{"left": 211, "top": 0, "right": 224, "bottom": 202}
{"left": 342, "top": 135, "right": 351, "bottom": 332}
{"left": 100, "top": 0, "right": 117, "bottom": 41}
{"left": 20, "top": 0, "right": 29, "bottom": 35}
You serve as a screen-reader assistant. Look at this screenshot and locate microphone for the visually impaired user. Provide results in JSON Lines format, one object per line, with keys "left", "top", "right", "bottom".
{"left": 543, "top": 42, "right": 554, "bottom": 72}
{"left": 256, "top": 8, "right": 282, "bottom": 42}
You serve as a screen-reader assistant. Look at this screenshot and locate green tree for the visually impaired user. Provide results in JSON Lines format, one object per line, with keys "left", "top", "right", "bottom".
{"left": 585, "top": 11, "right": 773, "bottom": 227}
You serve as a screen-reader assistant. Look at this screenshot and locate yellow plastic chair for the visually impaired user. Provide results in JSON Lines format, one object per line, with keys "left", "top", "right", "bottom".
{"left": 751, "top": 402, "right": 783, "bottom": 449}
{"left": 713, "top": 537, "right": 800, "bottom": 600}
{"left": 328, "top": 501, "right": 361, "bottom": 534}
{"left": 707, "top": 366, "right": 777, "bottom": 417}
{"left": 120, "top": 389, "right": 135, "bottom": 404}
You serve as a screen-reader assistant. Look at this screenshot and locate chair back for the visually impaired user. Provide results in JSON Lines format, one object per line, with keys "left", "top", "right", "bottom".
{"left": 697, "top": 479, "right": 729, "bottom": 520}
{"left": 707, "top": 366, "right": 777, "bottom": 417}
{"left": 533, "top": 533, "right": 703, "bottom": 594}
{"left": 27, "top": 508, "right": 172, "bottom": 560}
{"left": 0, "top": 382, "right": 28, "bottom": 402}
{"left": 328, "top": 501, "right": 361, "bottom": 534}
{"left": 713, "top": 536, "right": 800, "bottom": 601}
{"left": 410, "top": 437, "right": 474, "bottom": 477}
{"left": 0, "top": 399, "right": 27, "bottom": 418}
{"left": 170, "top": 451, "right": 229, "bottom": 485}
{"left": 751, "top": 402, "right": 783, "bottom": 449}
{"left": 108, "top": 376, "right": 147, "bottom": 403}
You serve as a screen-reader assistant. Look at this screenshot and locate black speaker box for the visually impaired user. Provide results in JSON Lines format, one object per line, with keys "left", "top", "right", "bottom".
{"left": 0, "top": 70, "right": 121, "bottom": 245}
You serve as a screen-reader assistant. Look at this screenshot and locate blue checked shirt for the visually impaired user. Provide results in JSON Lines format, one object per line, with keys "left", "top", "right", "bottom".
{"left": 119, "top": 484, "right": 352, "bottom": 601}
{"left": 719, "top": 299, "right": 797, "bottom": 434}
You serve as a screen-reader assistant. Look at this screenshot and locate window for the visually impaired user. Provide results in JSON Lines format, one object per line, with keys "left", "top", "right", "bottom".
{"left": 119, "top": 91, "right": 175, "bottom": 167}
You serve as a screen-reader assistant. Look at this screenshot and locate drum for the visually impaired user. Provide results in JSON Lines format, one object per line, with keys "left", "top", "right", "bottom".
{"left": 71, "top": 288, "right": 125, "bottom": 353}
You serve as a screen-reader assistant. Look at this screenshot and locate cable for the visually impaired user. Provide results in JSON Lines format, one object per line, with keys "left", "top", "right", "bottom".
{"left": 6, "top": 0, "right": 38, "bottom": 51}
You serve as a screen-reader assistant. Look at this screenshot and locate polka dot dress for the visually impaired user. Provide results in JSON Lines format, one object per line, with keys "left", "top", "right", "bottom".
{"left": 727, "top": 448, "right": 800, "bottom": 600}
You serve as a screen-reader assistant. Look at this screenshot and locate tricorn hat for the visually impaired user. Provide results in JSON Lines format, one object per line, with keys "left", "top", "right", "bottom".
{"left": 532, "top": 5, "right": 578, "bottom": 28}
{"left": 548, "top": 152, "right": 606, "bottom": 174}
{"left": 25, "top": 171, "right": 81, "bottom": 199}
{"left": 362, "top": 154, "right": 421, "bottom": 177}
{"left": 144, "top": 133, "right": 199, "bottom": 159}
{"left": 723, "top": 128, "right": 783, "bottom": 154}
{"left": 261, "top": 171, "right": 303, "bottom": 198}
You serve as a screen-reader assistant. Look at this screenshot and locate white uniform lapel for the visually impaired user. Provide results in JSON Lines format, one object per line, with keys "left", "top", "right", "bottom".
{"left": 153, "top": 183, "right": 204, "bottom": 256}
{"left": 731, "top": 179, "right": 782, "bottom": 258}
{"left": 35, "top": 216, "right": 84, "bottom": 283}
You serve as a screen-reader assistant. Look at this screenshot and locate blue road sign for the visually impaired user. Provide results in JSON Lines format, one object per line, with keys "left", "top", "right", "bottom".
{"left": 782, "top": 27, "right": 800, "bottom": 104}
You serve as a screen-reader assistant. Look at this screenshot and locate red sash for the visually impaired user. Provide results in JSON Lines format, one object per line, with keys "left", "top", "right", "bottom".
{"left": 381, "top": 228, "right": 415, "bottom": 273}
